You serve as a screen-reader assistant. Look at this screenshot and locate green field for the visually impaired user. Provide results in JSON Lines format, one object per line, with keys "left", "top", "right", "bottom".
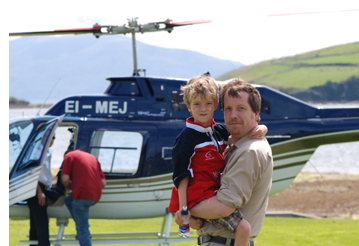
{"left": 217, "top": 42, "right": 359, "bottom": 90}
{"left": 9, "top": 216, "right": 359, "bottom": 245}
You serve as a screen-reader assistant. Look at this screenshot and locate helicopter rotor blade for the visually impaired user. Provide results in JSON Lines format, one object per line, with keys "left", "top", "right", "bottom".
{"left": 9, "top": 19, "right": 212, "bottom": 37}
{"left": 9, "top": 26, "right": 103, "bottom": 37}
{"left": 164, "top": 20, "right": 211, "bottom": 28}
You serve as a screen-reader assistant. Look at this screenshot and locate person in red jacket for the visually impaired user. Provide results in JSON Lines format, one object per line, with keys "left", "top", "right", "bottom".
{"left": 62, "top": 149, "right": 106, "bottom": 246}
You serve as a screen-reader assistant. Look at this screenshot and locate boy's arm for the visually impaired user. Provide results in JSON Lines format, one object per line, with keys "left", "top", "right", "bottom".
{"left": 178, "top": 177, "right": 189, "bottom": 209}
{"left": 174, "top": 177, "right": 190, "bottom": 225}
{"left": 249, "top": 124, "right": 268, "bottom": 139}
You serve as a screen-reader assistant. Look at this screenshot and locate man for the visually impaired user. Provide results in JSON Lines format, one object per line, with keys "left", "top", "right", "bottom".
{"left": 61, "top": 149, "right": 106, "bottom": 246}
{"left": 189, "top": 78, "right": 273, "bottom": 246}
{"left": 27, "top": 132, "right": 55, "bottom": 246}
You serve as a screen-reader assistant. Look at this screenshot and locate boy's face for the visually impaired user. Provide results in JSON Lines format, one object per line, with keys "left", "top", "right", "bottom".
{"left": 187, "top": 94, "right": 218, "bottom": 127}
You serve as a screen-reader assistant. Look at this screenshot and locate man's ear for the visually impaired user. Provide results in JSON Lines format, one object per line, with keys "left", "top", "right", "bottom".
{"left": 254, "top": 111, "right": 260, "bottom": 122}
{"left": 215, "top": 101, "right": 219, "bottom": 110}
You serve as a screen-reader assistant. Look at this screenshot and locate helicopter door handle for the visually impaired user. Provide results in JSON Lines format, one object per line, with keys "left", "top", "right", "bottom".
{"left": 26, "top": 169, "right": 36, "bottom": 176}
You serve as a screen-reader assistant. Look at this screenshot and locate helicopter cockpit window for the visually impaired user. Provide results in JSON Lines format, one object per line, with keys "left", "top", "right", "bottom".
{"left": 17, "top": 124, "right": 54, "bottom": 172}
{"left": 107, "top": 81, "right": 142, "bottom": 96}
{"left": 261, "top": 98, "right": 271, "bottom": 114}
{"left": 171, "top": 91, "right": 187, "bottom": 111}
{"left": 90, "top": 130, "right": 143, "bottom": 175}
{"left": 9, "top": 118, "right": 34, "bottom": 173}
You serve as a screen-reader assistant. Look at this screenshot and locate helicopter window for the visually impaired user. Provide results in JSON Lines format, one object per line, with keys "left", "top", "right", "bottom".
{"left": 144, "top": 79, "right": 154, "bottom": 96}
{"left": 107, "top": 81, "right": 142, "bottom": 96}
{"left": 17, "top": 124, "right": 54, "bottom": 172}
{"left": 9, "top": 119, "right": 34, "bottom": 173}
{"left": 90, "top": 130, "right": 143, "bottom": 175}
{"left": 261, "top": 98, "right": 271, "bottom": 114}
{"left": 171, "top": 91, "right": 187, "bottom": 111}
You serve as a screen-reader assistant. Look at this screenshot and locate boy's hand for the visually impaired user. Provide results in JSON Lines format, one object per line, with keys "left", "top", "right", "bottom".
{"left": 174, "top": 209, "right": 191, "bottom": 225}
{"left": 249, "top": 125, "right": 267, "bottom": 139}
{"left": 175, "top": 210, "right": 184, "bottom": 225}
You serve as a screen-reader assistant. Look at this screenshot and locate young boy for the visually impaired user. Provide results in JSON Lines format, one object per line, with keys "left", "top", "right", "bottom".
{"left": 168, "top": 75, "right": 267, "bottom": 246}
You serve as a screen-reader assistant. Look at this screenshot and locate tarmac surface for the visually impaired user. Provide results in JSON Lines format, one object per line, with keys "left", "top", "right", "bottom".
{"left": 266, "top": 173, "right": 359, "bottom": 219}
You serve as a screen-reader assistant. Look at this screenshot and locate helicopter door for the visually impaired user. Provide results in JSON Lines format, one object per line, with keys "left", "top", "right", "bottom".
{"left": 9, "top": 115, "right": 64, "bottom": 206}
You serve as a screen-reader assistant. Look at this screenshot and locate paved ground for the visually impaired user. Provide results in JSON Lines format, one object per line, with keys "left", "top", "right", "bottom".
{"left": 267, "top": 173, "right": 359, "bottom": 219}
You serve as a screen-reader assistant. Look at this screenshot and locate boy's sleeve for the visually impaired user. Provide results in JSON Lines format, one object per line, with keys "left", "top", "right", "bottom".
{"left": 215, "top": 123, "right": 230, "bottom": 141}
{"left": 172, "top": 131, "right": 194, "bottom": 188}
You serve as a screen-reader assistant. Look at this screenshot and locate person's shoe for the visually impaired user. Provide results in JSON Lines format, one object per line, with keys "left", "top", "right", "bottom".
{"left": 75, "top": 235, "right": 92, "bottom": 240}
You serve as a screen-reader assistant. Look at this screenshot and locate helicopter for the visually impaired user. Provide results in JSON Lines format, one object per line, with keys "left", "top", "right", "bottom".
{"left": 9, "top": 18, "right": 359, "bottom": 245}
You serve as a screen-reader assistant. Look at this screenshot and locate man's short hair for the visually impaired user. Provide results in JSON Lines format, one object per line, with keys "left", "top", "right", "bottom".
{"left": 220, "top": 78, "right": 262, "bottom": 122}
{"left": 181, "top": 75, "right": 219, "bottom": 106}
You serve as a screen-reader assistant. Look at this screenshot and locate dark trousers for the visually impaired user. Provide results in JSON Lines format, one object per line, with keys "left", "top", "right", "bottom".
{"left": 27, "top": 186, "right": 50, "bottom": 246}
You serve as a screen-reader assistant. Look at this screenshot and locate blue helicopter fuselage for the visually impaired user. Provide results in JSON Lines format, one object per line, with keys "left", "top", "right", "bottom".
{"left": 9, "top": 76, "right": 359, "bottom": 219}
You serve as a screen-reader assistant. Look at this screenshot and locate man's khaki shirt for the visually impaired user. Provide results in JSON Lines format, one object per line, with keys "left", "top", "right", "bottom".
{"left": 197, "top": 132, "right": 273, "bottom": 240}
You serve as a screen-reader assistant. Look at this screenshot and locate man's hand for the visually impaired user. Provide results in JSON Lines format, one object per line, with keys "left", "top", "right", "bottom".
{"left": 102, "top": 179, "right": 107, "bottom": 188}
{"left": 37, "top": 192, "right": 46, "bottom": 206}
{"left": 190, "top": 216, "right": 203, "bottom": 230}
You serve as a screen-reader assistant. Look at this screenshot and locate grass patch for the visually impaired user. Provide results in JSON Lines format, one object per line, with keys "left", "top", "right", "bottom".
{"left": 9, "top": 216, "right": 359, "bottom": 246}
{"left": 256, "top": 217, "right": 359, "bottom": 246}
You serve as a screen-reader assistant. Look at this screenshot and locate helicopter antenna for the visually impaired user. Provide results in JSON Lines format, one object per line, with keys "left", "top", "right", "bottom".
{"left": 9, "top": 18, "right": 211, "bottom": 77}
{"left": 37, "top": 77, "right": 61, "bottom": 116}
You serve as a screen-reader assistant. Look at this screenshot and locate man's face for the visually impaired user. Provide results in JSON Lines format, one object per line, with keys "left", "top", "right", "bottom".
{"left": 223, "top": 91, "right": 259, "bottom": 143}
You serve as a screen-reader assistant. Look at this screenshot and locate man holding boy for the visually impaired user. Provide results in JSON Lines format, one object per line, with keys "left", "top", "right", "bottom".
{"left": 171, "top": 75, "right": 269, "bottom": 246}
{"left": 189, "top": 78, "right": 273, "bottom": 246}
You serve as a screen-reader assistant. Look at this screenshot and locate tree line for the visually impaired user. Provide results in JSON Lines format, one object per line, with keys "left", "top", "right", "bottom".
{"left": 282, "top": 76, "right": 359, "bottom": 102}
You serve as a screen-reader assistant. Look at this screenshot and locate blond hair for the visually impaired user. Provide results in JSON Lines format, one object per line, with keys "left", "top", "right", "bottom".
{"left": 181, "top": 75, "right": 219, "bottom": 106}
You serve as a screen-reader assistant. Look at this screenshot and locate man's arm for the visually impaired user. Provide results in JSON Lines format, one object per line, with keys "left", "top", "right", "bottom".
{"left": 62, "top": 174, "right": 71, "bottom": 189}
{"left": 190, "top": 196, "right": 235, "bottom": 219}
{"left": 36, "top": 183, "right": 46, "bottom": 206}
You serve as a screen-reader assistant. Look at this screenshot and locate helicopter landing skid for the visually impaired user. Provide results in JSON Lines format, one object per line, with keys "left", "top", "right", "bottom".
{"left": 20, "top": 211, "right": 196, "bottom": 245}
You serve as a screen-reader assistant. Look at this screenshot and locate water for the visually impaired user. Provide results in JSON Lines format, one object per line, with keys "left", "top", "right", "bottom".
{"left": 8, "top": 106, "right": 359, "bottom": 174}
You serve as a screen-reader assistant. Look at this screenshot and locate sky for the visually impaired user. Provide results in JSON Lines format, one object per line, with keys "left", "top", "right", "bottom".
{"left": 5, "top": 0, "right": 359, "bottom": 65}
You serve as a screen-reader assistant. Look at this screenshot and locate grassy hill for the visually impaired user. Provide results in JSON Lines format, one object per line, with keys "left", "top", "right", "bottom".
{"left": 217, "top": 42, "right": 359, "bottom": 98}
